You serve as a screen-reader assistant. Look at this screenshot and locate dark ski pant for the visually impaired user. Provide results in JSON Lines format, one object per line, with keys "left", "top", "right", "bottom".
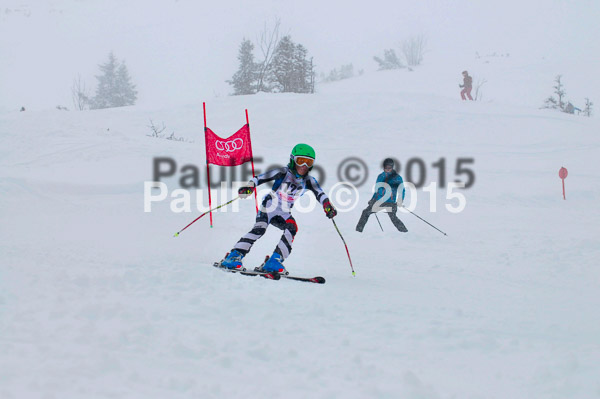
{"left": 233, "top": 211, "right": 298, "bottom": 260}
{"left": 355, "top": 200, "right": 407, "bottom": 233}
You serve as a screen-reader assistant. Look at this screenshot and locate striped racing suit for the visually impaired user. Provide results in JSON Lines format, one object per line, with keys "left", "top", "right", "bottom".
{"left": 232, "top": 167, "right": 330, "bottom": 260}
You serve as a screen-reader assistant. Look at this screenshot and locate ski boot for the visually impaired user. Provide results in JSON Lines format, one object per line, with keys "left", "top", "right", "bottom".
{"left": 220, "top": 250, "right": 245, "bottom": 271}
{"left": 257, "top": 252, "right": 288, "bottom": 275}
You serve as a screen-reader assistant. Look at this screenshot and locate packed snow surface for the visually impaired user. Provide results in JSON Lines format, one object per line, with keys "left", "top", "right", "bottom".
{"left": 2, "top": 69, "right": 600, "bottom": 398}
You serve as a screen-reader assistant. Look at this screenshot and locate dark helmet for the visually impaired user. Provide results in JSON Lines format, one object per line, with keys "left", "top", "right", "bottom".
{"left": 383, "top": 158, "right": 394, "bottom": 169}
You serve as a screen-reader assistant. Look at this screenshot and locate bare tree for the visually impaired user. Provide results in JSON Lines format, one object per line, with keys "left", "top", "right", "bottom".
{"left": 542, "top": 75, "right": 567, "bottom": 110}
{"left": 401, "top": 35, "right": 427, "bottom": 66}
{"left": 583, "top": 98, "right": 593, "bottom": 117}
{"left": 474, "top": 78, "right": 487, "bottom": 101}
{"left": 147, "top": 119, "right": 191, "bottom": 142}
{"left": 309, "top": 57, "right": 315, "bottom": 93}
{"left": 147, "top": 119, "right": 166, "bottom": 138}
{"left": 553, "top": 75, "right": 566, "bottom": 110}
{"left": 255, "top": 18, "right": 281, "bottom": 92}
{"left": 71, "top": 74, "right": 90, "bottom": 110}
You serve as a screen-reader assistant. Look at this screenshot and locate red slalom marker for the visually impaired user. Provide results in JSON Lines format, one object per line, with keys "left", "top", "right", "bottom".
{"left": 559, "top": 167, "right": 568, "bottom": 200}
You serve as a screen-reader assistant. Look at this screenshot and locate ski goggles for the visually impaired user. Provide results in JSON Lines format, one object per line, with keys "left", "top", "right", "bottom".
{"left": 294, "top": 155, "right": 315, "bottom": 167}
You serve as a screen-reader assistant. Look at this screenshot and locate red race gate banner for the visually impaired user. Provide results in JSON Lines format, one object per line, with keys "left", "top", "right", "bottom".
{"left": 205, "top": 124, "right": 253, "bottom": 166}
{"left": 203, "top": 103, "right": 258, "bottom": 228}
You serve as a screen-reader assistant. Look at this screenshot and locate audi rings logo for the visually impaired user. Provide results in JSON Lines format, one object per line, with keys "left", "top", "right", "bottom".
{"left": 215, "top": 138, "right": 243, "bottom": 152}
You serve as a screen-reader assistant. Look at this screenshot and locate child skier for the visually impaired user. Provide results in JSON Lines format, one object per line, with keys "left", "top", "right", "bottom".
{"left": 355, "top": 158, "right": 407, "bottom": 233}
{"left": 219, "top": 144, "right": 337, "bottom": 274}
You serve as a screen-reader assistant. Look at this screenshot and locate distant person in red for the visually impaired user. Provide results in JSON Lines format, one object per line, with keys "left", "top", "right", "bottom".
{"left": 459, "top": 70, "right": 473, "bottom": 100}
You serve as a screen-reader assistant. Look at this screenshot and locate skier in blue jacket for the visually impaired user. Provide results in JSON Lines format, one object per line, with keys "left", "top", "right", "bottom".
{"left": 356, "top": 158, "right": 407, "bottom": 233}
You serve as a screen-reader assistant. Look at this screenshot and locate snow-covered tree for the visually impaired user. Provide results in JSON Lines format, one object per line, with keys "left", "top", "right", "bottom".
{"left": 543, "top": 96, "right": 559, "bottom": 109}
{"left": 339, "top": 64, "right": 354, "bottom": 80}
{"left": 322, "top": 64, "right": 354, "bottom": 82}
{"left": 270, "top": 36, "right": 314, "bottom": 93}
{"left": 373, "top": 49, "right": 404, "bottom": 70}
{"left": 114, "top": 62, "right": 137, "bottom": 107}
{"left": 292, "top": 43, "right": 312, "bottom": 93}
{"left": 270, "top": 36, "right": 295, "bottom": 92}
{"left": 227, "top": 39, "right": 259, "bottom": 95}
{"left": 91, "top": 52, "right": 137, "bottom": 109}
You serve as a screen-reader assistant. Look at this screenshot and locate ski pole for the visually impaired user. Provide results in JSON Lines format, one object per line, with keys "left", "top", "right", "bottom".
{"left": 401, "top": 207, "right": 447, "bottom": 236}
{"left": 375, "top": 214, "right": 384, "bottom": 231}
{"left": 174, "top": 197, "right": 240, "bottom": 237}
{"left": 331, "top": 219, "right": 356, "bottom": 277}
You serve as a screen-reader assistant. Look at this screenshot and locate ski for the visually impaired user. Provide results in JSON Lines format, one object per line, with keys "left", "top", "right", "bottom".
{"left": 281, "top": 275, "right": 326, "bottom": 284}
{"left": 212, "top": 261, "right": 281, "bottom": 279}
{"left": 212, "top": 259, "right": 325, "bottom": 284}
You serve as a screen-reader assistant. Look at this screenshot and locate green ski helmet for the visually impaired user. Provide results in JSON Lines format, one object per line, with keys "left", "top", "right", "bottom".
{"left": 288, "top": 143, "right": 316, "bottom": 171}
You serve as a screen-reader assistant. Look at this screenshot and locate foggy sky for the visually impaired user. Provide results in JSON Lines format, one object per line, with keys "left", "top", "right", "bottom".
{"left": 1, "top": 0, "right": 598, "bottom": 110}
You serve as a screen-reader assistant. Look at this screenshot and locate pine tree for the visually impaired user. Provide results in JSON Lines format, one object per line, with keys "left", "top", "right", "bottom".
{"left": 91, "top": 52, "right": 118, "bottom": 109}
{"left": 543, "top": 96, "right": 559, "bottom": 109}
{"left": 114, "top": 62, "right": 137, "bottom": 107}
{"left": 292, "top": 43, "right": 310, "bottom": 93}
{"left": 323, "top": 64, "right": 354, "bottom": 82}
{"left": 91, "top": 52, "right": 137, "bottom": 109}
{"left": 227, "top": 39, "right": 258, "bottom": 95}
{"left": 270, "top": 36, "right": 313, "bottom": 93}
{"left": 270, "top": 36, "right": 296, "bottom": 92}
{"left": 373, "top": 49, "right": 404, "bottom": 70}
{"left": 325, "top": 69, "right": 336, "bottom": 82}
{"left": 339, "top": 64, "right": 354, "bottom": 79}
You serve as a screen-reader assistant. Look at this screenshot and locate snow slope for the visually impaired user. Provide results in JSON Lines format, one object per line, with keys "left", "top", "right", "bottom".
{"left": 1, "top": 69, "right": 600, "bottom": 399}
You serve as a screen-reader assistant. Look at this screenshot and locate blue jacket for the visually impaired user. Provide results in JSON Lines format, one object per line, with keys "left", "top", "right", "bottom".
{"left": 371, "top": 170, "right": 405, "bottom": 203}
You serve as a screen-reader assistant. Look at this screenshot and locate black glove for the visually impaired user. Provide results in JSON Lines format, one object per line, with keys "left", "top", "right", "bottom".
{"left": 238, "top": 185, "right": 255, "bottom": 199}
{"left": 323, "top": 200, "right": 337, "bottom": 219}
